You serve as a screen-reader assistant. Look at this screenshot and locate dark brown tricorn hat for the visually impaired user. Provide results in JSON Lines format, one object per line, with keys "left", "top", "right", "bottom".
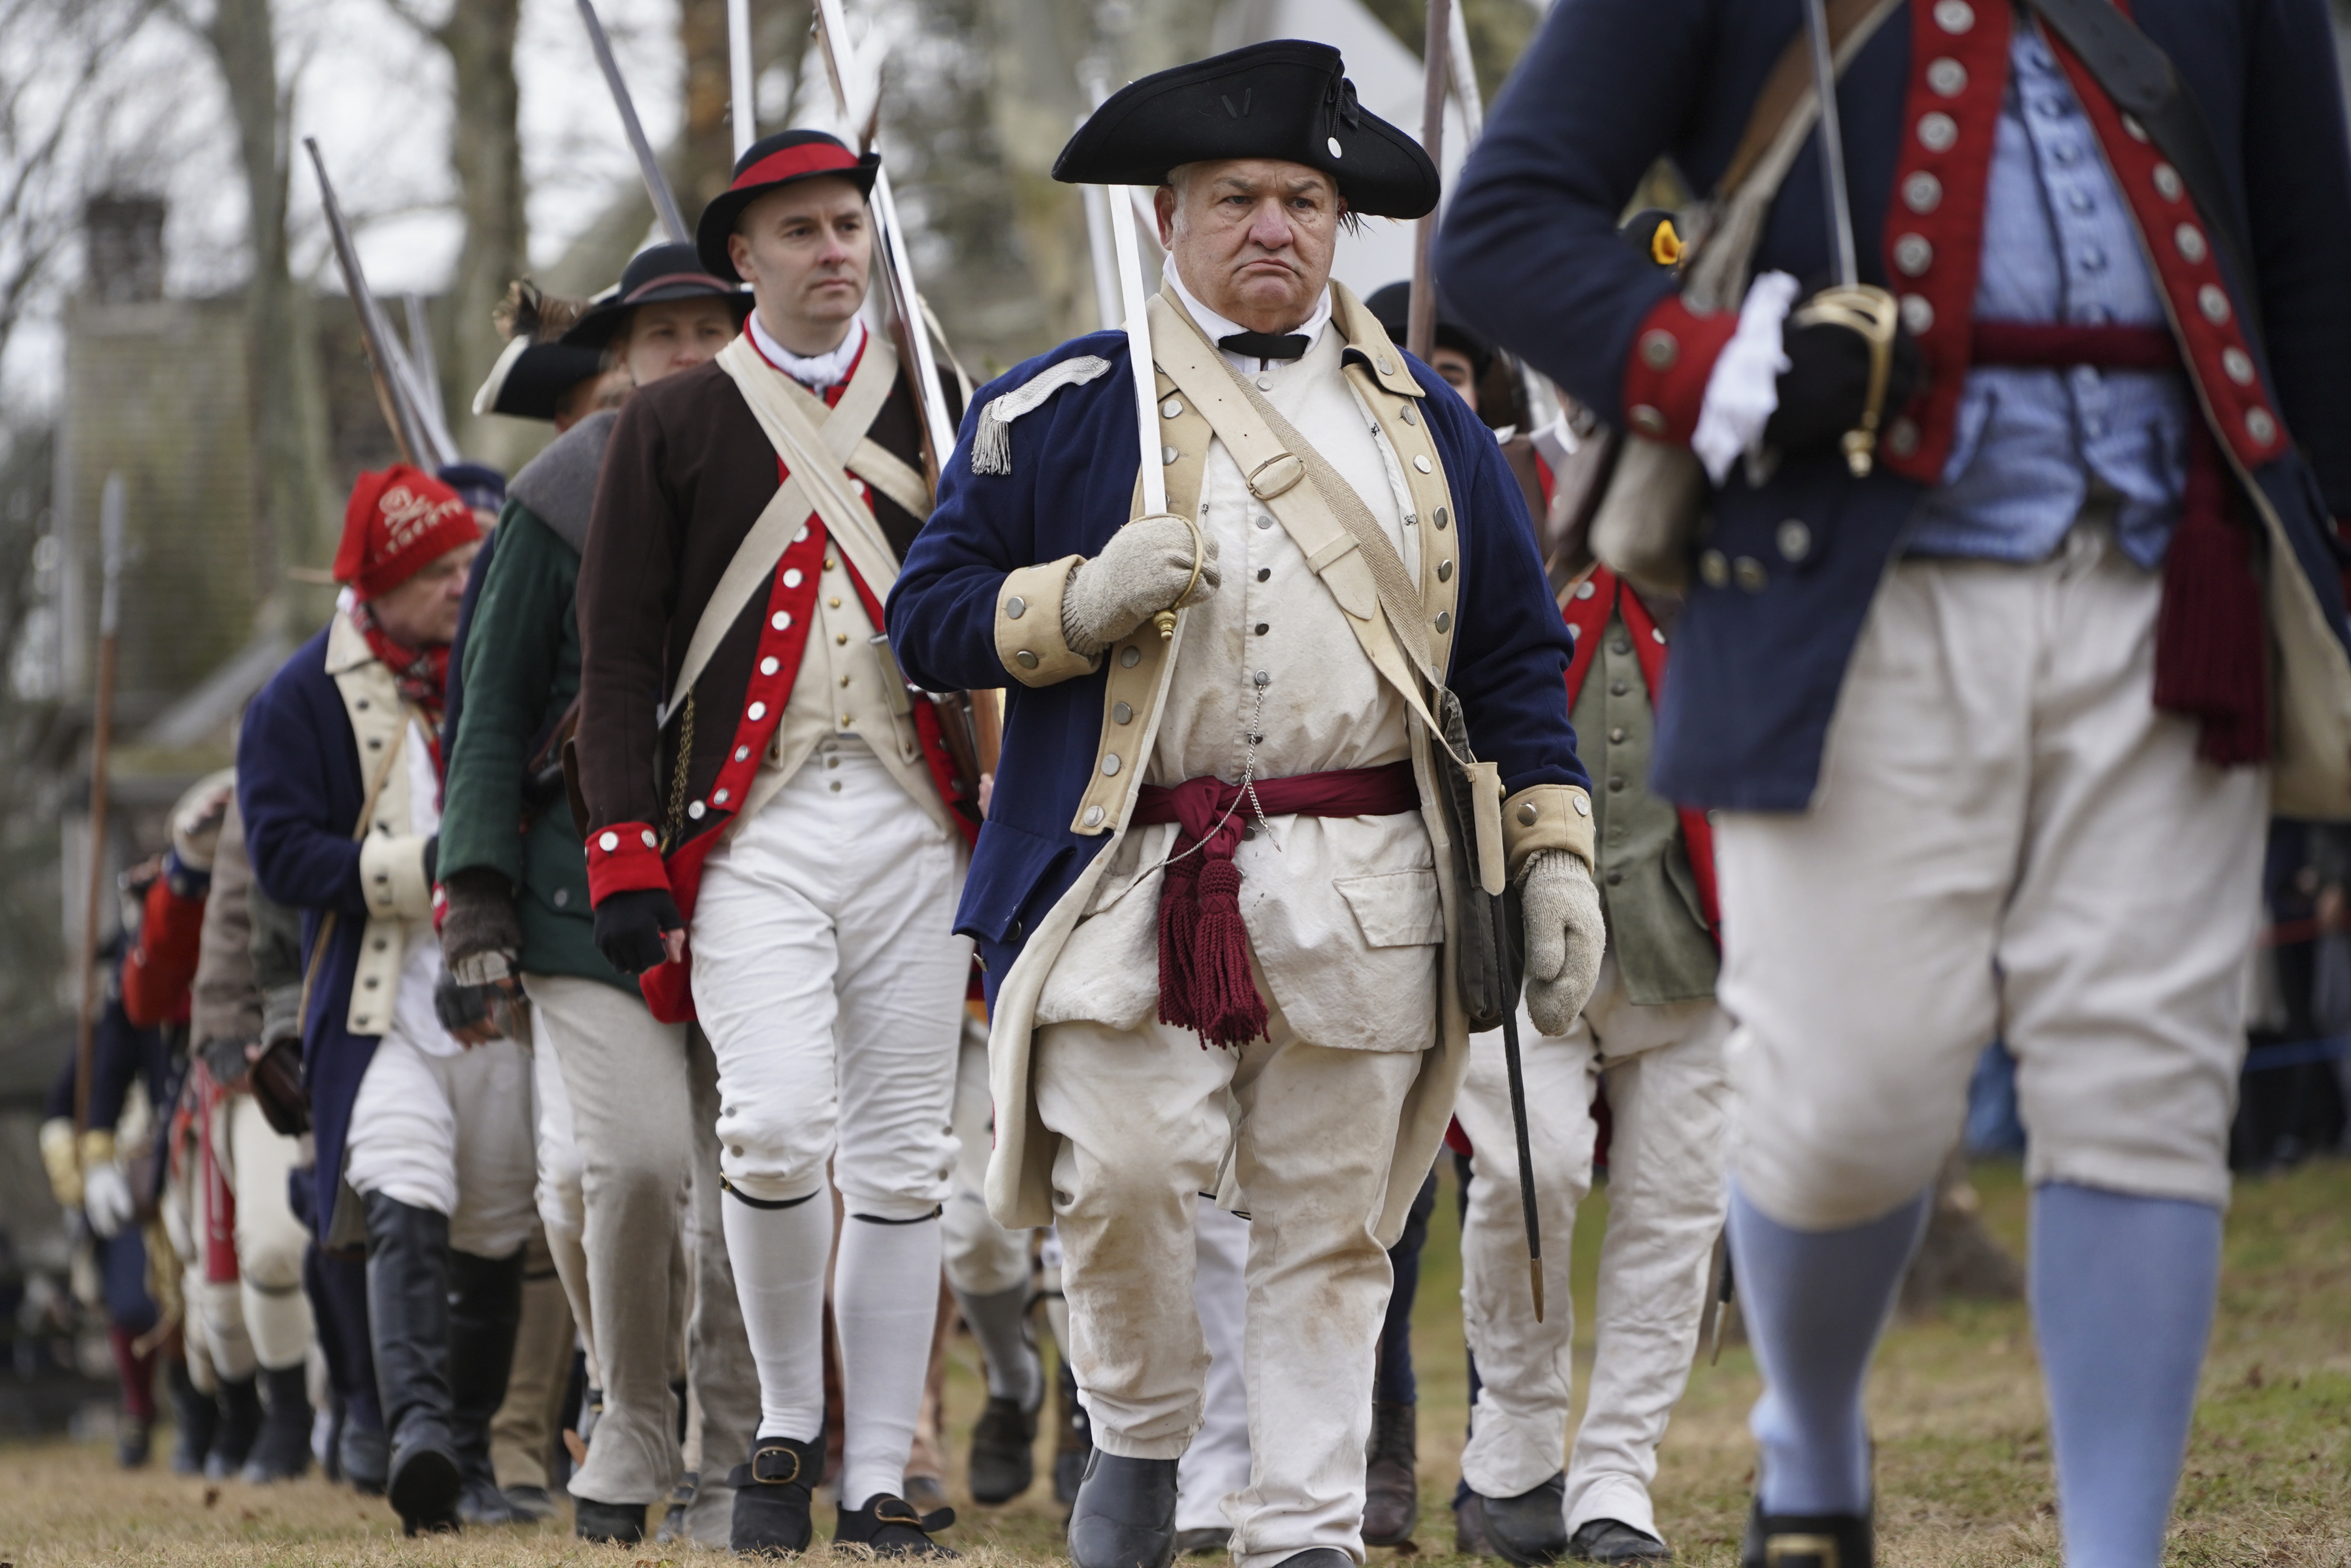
{"left": 1051, "top": 40, "right": 1438, "bottom": 220}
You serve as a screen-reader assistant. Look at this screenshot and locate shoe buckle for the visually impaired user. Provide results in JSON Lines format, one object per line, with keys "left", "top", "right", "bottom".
{"left": 750, "top": 1443, "right": 803, "bottom": 1486}
{"left": 1765, "top": 1534, "right": 1840, "bottom": 1568}
{"left": 874, "top": 1499, "right": 923, "bottom": 1528}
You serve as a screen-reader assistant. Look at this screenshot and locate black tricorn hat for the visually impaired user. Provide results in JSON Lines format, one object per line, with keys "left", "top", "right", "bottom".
{"left": 1363, "top": 280, "right": 1494, "bottom": 376}
{"left": 471, "top": 338, "right": 607, "bottom": 421}
{"left": 1053, "top": 40, "right": 1439, "bottom": 221}
{"left": 560, "top": 242, "right": 754, "bottom": 352}
{"left": 694, "top": 129, "right": 881, "bottom": 278}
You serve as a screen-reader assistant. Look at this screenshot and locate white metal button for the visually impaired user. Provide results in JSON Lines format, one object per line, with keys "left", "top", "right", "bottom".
{"left": 1006, "top": 596, "right": 1027, "bottom": 619}
{"left": 747, "top": 702, "right": 767, "bottom": 721}
{"left": 1256, "top": 376, "right": 1273, "bottom": 391}
{"left": 2152, "top": 163, "right": 2183, "bottom": 201}
{"left": 1575, "top": 581, "right": 1596, "bottom": 600}
{"left": 2246, "top": 408, "right": 2278, "bottom": 446}
{"left": 1893, "top": 234, "right": 1934, "bottom": 276}
{"left": 598, "top": 831, "right": 619, "bottom": 852}
{"left": 1162, "top": 398, "right": 1183, "bottom": 418}
{"left": 1933, "top": 0, "right": 1973, "bottom": 31}
{"left": 1413, "top": 455, "right": 1432, "bottom": 473}
{"left": 641, "top": 829, "right": 658, "bottom": 848}
{"left": 688, "top": 801, "right": 705, "bottom": 820}
{"left": 1902, "top": 171, "right": 1942, "bottom": 214}
{"left": 1083, "top": 805, "right": 1106, "bottom": 827}
{"left": 1100, "top": 754, "right": 1121, "bottom": 776}
{"left": 1900, "top": 294, "right": 1936, "bottom": 334}
{"left": 2199, "top": 285, "right": 2231, "bottom": 324}
{"left": 1917, "top": 112, "right": 1958, "bottom": 152}
{"left": 1777, "top": 520, "right": 1812, "bottom": 562}
{"left": 760, "top": 657, "right": 779, "bottom": 675}
{"left": 736, "top": 746, "right": 750, "bottom": 761}
{"left": 1162, "top": 445, "right": 1179, "bottom": 465}
{"left": 1120, "top": 645, "right": 1142, "bottom": 668}
{"left": 1014, "top": 650, "right": 1038, "bottom": 669}
{"left": 2223, "top": 347, "right": 2256, "bottom": 385}
{"left": 2175, "top": 223, "right": 2207, "bottom": 264}
{"left": 1927, "top": 57, "right": 1967, "bottom": 95}
{"left": 1328, "top": 136, "right": 1343, "bottom": 157}
{"left": 782, "top": 568, "right": 802, "bottom": 588}
{"left": 771, "top": 611, "right": 792, "bottom": 631}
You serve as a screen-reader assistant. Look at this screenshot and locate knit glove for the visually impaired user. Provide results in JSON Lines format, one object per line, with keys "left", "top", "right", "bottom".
{"left": 440, "top": 867, "right": 523, "bottom": 987}
{"left": 1520, "top": 850, "right": 1607, "bottom": 1036}
{"left": 594, "top": 887, "right": 684, "bottom": 977}
{"left": 1061, "top": 513, "right": 1220, "bottom": 657}
{"left": 1764, "top": 291, "right": 1923, "bottom": 459}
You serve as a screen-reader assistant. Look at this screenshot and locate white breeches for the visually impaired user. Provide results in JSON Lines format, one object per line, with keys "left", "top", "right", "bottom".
{"left": 210, "top": 1093, "right": 315, "bottom": 1372}
{"left": 1455, "top": 955, "right": 1729, "bottom": 1539}
{"left": 945, "top": 1020, "right": 1033, "bottom": 1296}
{"left": 688, "top": 740, "right": 968, "bottom": 1215}
{"left": 1716, "top": 525, "right": 2265, "bottom": 1228}
{"left": 1034, "top": 1004, "right": 1421, "bottom": 1568}
{"left": 344, "top": 1032, "right": 538, "bottom": 1258}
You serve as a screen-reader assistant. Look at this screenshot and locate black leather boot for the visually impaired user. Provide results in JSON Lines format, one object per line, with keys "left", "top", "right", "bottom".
{"left": 1738, "top": 1502, "right": 1871, "bottom": 1568}
{"left": 1068, "top": 1451, "right": 1179, "bottom": 1568}
{"left": 1362, "top": 1400, "right": 1420, "bottom": 1546}
{"left": 242, "top": 1363, "right": 315, "bottom": 1482}
{"left": 364, "top": 1192, "right": 462, "bottom": 1535}
{"left": 969, "top": 1391, "right": 1040, "bottom": 1505}
{"left": 728, "top": 1432, "right": 824, "bottom": 1556}
{"left": 168, "top": 1359, "right": 217, "bottom": 1476}
{"left": 1571, "top": 1520, "right": 1673, "bottom": 1563}
{"left": 208, "top": 1374, "right": 264, "bottom": 1479}
{"left": 575, "top": 1497, "right": 649, "bottom": 1544}
{"left": 447, "top": 1245, "right": 527, "bottom": 1526}
{"left": 837, "top": 1492, "right": 959, "bottom": 1557}
{"left": 1470, "top": 1471, "right": 1569, "bottom": 1567}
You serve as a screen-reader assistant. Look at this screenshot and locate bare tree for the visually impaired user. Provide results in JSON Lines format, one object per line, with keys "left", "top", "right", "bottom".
{"left": 187, "top": 0, "right": 339, "bottom": 594}
{"left": 378, "top": 0, "right": 528, "bottom": 456}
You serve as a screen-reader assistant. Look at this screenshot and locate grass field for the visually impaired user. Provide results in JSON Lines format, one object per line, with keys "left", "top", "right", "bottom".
{"left": 3, "top": 1157, "right": 2346, "bottom": 1568}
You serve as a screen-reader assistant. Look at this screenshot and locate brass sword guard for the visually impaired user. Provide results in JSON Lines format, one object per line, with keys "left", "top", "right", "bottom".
{"left": 1791, "top": 283, "right": 1901, "bottom": 478}
{"left": 1150, "top": 513, "right": 1209, "bottom": 641}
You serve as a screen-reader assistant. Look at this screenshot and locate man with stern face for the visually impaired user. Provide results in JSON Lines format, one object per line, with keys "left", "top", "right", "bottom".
{"left": 888, "top": 42, "right": 1602, "bottom": 1568}
{"left": 573, "top": 130, "right": 974, "bottom": 1558}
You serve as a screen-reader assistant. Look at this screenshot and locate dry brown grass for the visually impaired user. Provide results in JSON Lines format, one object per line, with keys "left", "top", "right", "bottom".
{"left": 3, "top": 1157, "right": 2347, "bottom": 1568}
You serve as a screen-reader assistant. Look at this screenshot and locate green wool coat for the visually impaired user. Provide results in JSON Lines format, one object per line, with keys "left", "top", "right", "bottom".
{"left": 440, "top": 496, "right": 630, "bottom": 992}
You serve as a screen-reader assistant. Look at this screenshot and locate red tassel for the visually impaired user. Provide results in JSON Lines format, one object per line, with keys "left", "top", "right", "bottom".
{"left": 1191, "top": 858, "right": 1267, "bottom": 1048}
{"left": 2153, "top": 426, "right": 2269, "bottom": 766}
{"left": 1157, "top": 857, "right": 1201, "bottom": 1032}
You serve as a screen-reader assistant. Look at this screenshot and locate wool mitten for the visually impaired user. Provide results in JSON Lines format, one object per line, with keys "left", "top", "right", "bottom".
{"left": 1060, "top": 514, "right": 1219, "bottom": 656}
{"left": 1519, "top": 849, "right": 1606, "bottom": 1035}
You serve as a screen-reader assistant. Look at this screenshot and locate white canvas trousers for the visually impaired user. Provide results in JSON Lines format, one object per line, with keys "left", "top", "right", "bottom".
{"left": 946, "top": 1021, "right": 1032, "bottom": 1298}
{"left": 214, "top": 1093, "right": 314, "bottom": 1371}
{"left": 344, "top": 1031, "right": 537, "bottom": 1258}
{"left": 689, "top": 738, "right": 967, "bottom": 1215}
{"left": 1034, "top": 1008, "right": 1422, "bottom": 1568}
{"left": 525, "top": 973, "right": 758, "bottom": 1513}
{"left": 1716, "top": 524, "right": 2266, "bottom": 1228}
{"left": 1177, "top": 1198, "right": 1254, "bottom": 1534}
{"left": 1454, "top": 959, "right": 1729, "bottom": 1541}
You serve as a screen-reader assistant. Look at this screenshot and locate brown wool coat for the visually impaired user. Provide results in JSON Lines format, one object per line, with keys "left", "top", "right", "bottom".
{"left": 574, "top": 351, "right": 957, "bottom": 850}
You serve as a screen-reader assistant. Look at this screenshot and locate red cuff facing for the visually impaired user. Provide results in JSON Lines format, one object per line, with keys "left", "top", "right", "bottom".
{"left": 1618, "top": 294, "right": 1740, "bottom": 445}
{"left": 586, "top": 822, "right": 673, "bottom": 904}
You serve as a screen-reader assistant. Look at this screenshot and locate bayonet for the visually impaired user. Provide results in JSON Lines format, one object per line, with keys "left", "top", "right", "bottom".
{"left": 304, "top": 138, "right": 453, "bottom": 470}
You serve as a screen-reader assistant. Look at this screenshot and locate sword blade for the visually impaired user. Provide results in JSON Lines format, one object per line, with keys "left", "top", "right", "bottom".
{"left": 304, "top": 137, "right": 440, "bottom": 468}
{"left": 575, "top": 0, "right": 692, "bottom": 245}
{"left": 1106, "top": 173, "right": 1166, "bottom": 518}
{"left": 1803, "top": 0, "right": 1860, "bottom": 289}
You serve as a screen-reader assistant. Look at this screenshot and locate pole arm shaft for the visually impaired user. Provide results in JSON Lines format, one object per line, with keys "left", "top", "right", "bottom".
{"left": 1407, "top": 0, "right": 1452, "bottom": 363}
{"left": 576, "top": 0, "right": 692, "bottom": 244}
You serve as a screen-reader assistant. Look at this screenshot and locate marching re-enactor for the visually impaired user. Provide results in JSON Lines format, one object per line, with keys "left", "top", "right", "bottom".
{"left": 886, "top": 42, "right": 1606, "bottom": 1568}
{"left": 1439, "top": 3, "right": 2351, "bottom": 1567}
{"left": 573, "top": 128, "right": 976, "bottom": 1558}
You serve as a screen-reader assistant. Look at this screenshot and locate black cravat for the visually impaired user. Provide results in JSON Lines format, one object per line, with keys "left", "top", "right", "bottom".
{"left": 1218, "top": 330, "right": 1311, "bottom": 362}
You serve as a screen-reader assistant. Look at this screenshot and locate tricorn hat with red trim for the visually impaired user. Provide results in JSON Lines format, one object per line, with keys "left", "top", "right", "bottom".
{"left": 694, "top": 129, "right": 880, "bottom": 279}
{"left": 1053, "top": 40, "right": 1438, "bottom": 221}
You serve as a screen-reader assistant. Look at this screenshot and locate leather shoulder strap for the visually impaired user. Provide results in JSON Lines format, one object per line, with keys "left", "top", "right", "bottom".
{"left": 1717, "top": 0, "right": 1906, "bottom": 197}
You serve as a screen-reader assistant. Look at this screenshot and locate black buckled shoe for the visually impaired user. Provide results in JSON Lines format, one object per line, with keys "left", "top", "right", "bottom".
{"left": 837, "top": 1493, "right": 959, "bottom": 1557}
{"left": 1738, "top": 1503, "right": 1871, "bottom": 1568}
{"left": 575, "top": 1497, "right": 648, "bottom": 1544}
{"left": 1362, "top": 1400, "right": 1420, "bottom": 1546}
{"left": 1571, "top": 1520, "right": 1673, "bottom": 1563}
{"left": 1068, "top": 1451, "right": 1179, "bottom": 1568}
{"left": 1471, "top": 1472, "right": 1569, "bottom": 1567}
{"left": 968, "top": 1392, "right": 1041, "bottom": 1504}
{"left": 728, "top": 1433, "right": 824, "bottom": 1557}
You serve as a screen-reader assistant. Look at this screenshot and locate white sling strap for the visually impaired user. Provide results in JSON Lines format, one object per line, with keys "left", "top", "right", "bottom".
{"left": 665, "top": 335, "right": 913, "bottom": 720}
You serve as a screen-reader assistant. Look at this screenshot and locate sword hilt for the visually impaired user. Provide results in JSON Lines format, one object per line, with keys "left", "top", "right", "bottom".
{"left": 1150, "top": 513, "right": 1208, "bottom": 641}
{"left": 1791, "top": 284, "right": 1902, "bottom": 477}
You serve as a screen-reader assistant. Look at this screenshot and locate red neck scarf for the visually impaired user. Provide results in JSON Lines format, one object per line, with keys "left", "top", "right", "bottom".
{"left": 349, "top": 600, "right": 450, "bottom": 763}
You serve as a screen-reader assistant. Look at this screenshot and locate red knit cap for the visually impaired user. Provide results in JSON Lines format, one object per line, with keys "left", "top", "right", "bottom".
{"left": 334, "top": 465, "right": 481, "bottom": 600}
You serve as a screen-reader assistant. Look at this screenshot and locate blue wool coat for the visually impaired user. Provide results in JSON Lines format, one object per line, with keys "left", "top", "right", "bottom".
{"left": 1438, "top": 0, "right": 2351, "bottom": 812}
{"left": 236, "top": 623, "right": 379, "bottom": 1240}
{"left": 886, "top": 327, "right": 1588, "bottom": 997}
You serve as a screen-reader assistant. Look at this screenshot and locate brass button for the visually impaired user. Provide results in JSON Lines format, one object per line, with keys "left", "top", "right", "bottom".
{"left": 824, "top": 558, "right": 837, "bottom": 571}
{"left": 835, "top": 633, "right": 848, "bottom": 645}
{"left": 829, "top": 596, "right": 842, "bottom": 608}
{"left": 1734, "top": 556, "right": 1768, "bottom": 593}
{"left": 1699, "top": 550, "right": 1730, "bottom": 588}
